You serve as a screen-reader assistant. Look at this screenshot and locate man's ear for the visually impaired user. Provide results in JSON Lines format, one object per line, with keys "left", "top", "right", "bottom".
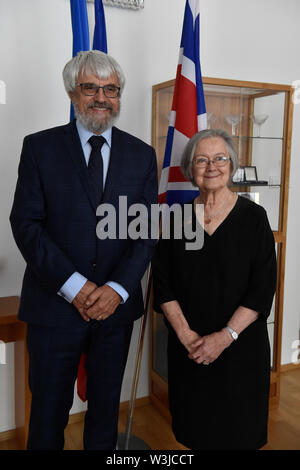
{"left": 68, "top": 91, "right": 74, "bottom": 104}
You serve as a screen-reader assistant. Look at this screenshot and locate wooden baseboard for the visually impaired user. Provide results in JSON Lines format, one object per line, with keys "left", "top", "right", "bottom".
{"left": 119, "top": 396, "right": 150, "bottom": 412}
{"left": 67, "top": 411, "right": 86, "bottom": 425}
{"left": 280, "top": 362, "right": 300, "bottom": 372}
{"left": 0, "top": 428, "right": 17, "bottom": 442}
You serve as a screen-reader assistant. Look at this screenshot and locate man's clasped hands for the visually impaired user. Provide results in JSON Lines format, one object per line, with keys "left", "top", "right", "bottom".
{"left": 72, "top": 280, "right": 122, "bottom": 322}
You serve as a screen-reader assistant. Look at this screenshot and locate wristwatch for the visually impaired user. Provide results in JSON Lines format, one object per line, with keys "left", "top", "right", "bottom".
{"left": 225, "top": 326, "right": 238, "bottom": 341}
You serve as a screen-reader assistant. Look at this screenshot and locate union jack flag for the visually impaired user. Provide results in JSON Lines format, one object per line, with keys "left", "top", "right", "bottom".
{"left": 158, "top": 0, "right": 207, "bottom": 205}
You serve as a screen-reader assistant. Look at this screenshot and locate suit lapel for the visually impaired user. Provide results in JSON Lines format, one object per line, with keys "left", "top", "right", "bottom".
{"left": 62, "top": 120, "right": 98, "bottom": 212}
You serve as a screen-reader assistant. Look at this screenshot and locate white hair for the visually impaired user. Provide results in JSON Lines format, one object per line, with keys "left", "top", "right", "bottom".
{"left": 181, "top": 128, "right": 239, "bottom": 186}
{"left": 62, "top": 50, "right": 125, "bottom": 95}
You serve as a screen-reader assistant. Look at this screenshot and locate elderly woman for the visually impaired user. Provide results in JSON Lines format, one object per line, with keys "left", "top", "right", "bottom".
{"left": 152, "top": 128, "right": 276, "bottom": 450}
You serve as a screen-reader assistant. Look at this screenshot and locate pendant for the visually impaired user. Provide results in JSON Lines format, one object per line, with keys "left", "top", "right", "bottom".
{"left": 204, "top": 218, "right": 212, "bottom": 224}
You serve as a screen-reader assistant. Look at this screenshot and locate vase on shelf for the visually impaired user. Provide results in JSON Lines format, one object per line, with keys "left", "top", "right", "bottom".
{"left": 225, "top": 114, "right": 242, "bottom": 136}
{"left": 251, "top": 114, "right": 269, "bottom": 137}
{"left": 207, "top": 112, "right": 216, "bottom": 129}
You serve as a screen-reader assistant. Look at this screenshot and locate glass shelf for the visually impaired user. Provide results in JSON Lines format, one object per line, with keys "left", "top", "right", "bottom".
{"left": 231, "top": 182, "right": 268, "bottom": 186}
{"left": 158, "top": 134, "right": 283, "bottom": 141}
{"left": 232, "top": 135, "right": 283, "bottom": 140}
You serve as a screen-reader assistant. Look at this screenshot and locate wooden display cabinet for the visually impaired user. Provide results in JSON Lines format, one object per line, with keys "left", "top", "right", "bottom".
{"left": 150, "top": 77, "right": 294, "bottom": 418}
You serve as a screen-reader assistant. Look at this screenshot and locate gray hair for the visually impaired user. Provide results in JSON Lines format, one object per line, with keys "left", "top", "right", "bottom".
{"left": 63, "top": 50, "right": 125, "bottom": 95}
{"left": 181, "top": 128, "right": 239, "bottom": 186}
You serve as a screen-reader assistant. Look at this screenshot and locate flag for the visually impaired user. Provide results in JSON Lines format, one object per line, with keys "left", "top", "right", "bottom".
{"left": 76, "top": 0, "right": 108, "bottom": 403}
{"left": 70, "top": 0, "right": 90, "bottom": 120}
{"left": 158, "top": 0, "right": 207, "bottom": 205}
{"left": 93, "top": 0, "right": 108, "bottom": 52}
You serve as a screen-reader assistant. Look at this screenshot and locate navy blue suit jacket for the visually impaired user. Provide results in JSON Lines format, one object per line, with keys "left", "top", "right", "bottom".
{"left": 10, "top": 120, "right": 158, "bottom": 328}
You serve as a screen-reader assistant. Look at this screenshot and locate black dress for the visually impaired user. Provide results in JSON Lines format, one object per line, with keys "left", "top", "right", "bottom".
{"left": 152, "top": 196, "right": 277, "bottom": 450}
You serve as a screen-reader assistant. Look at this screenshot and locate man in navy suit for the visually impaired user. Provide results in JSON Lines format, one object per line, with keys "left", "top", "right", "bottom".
{"left": 10, "top": 50, "right": 158, "bottom": 450}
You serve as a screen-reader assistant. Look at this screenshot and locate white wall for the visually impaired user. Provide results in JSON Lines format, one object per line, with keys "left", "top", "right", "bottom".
{"left": 0, "top": 0, "right": 300, "bottom": 433}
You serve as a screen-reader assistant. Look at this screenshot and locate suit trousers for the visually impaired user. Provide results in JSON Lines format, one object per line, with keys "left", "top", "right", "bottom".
{"left": 26, "top": 319, "right": 133, "bottom": 450}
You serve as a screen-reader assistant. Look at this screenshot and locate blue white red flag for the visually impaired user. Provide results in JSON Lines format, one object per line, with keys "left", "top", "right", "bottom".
{"left": 158, "top": 0, "right": 207, "bottom": 205}
{"left": 93, "top": 0, "right": 108, "bottom": 52}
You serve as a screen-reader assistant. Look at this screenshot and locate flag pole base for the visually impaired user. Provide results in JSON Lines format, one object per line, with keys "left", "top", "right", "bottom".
{"left": 117, "top": 433, "right": 151, "bottom": 450}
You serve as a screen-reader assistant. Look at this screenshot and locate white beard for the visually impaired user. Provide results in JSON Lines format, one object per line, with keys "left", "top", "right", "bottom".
{"left": 73, "top": 102, "right": 120, "bottom": 134}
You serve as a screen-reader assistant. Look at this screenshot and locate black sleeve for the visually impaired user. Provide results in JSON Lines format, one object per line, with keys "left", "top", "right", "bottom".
{"left": 241, "top": 208, "right": 277, "bottom": 319}
{"left": 152, "top": 234, "right": 177, "bottom": 313}
{"left": 9, "top": 136, "right": 76, "bottom": 293}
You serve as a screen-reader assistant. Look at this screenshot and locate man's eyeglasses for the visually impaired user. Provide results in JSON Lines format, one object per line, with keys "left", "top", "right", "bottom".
{"left": 193, "top": 155, "right": 231, "bottom": 168}
{"left": 76, "top": 83, "right": 120, "bottom": 98}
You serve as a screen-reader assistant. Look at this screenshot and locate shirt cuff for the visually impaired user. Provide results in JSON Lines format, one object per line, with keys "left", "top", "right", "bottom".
{"left": 106, "top": 281, "right": 129, "bottom": 304}
{"left": 58, "top": 272, "right": 87, "bottom": 303}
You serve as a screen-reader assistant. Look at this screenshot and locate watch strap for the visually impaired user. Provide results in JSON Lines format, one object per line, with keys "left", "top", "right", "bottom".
{"left": 225, "top": 325, "right": 238, "bottom": 341}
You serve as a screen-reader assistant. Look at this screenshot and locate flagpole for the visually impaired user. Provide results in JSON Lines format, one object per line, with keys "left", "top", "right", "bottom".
{"left": 117, "top": 265, "right": 152, "bottom": 450}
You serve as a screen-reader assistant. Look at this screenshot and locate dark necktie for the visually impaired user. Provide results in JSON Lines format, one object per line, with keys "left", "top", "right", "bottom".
{"left": 88, "top": 135, "right": 106, "bottom": 205}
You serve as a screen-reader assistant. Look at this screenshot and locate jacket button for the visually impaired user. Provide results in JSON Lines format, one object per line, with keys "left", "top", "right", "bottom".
{"left": 92, "top": 262, "right": 97, "bottom": 268}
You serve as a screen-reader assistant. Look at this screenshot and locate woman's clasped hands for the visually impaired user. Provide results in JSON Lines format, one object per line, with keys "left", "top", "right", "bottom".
{"left": 184, "top": 329, "right": 233, "bottom": 366}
